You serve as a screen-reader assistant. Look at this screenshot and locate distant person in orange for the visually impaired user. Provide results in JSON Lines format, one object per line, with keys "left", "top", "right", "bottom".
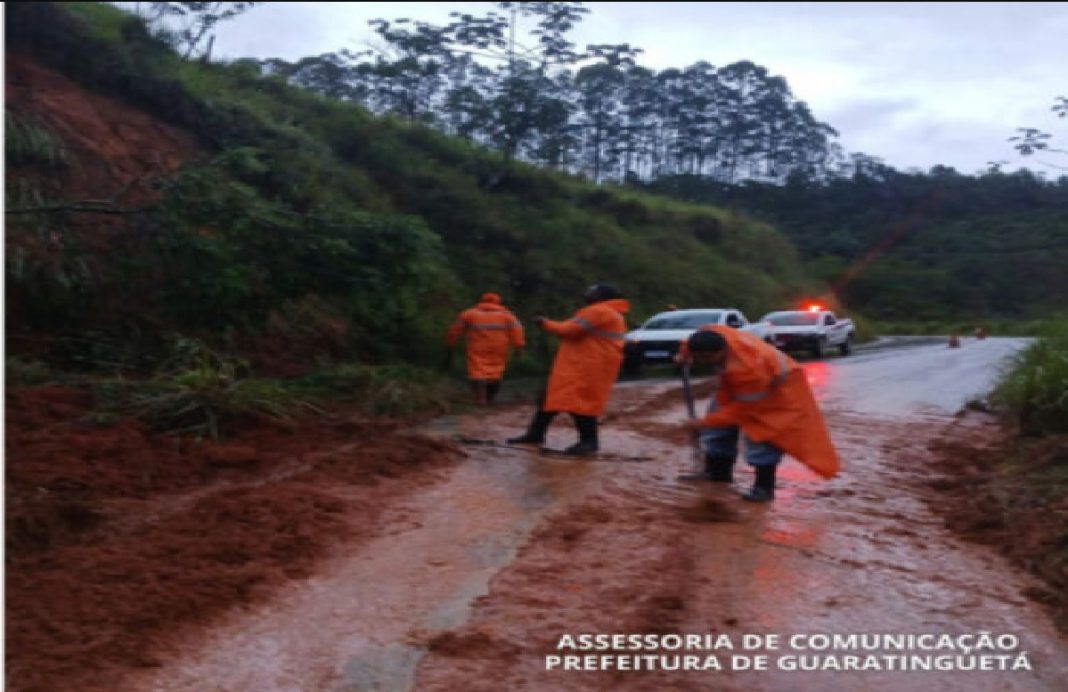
{"left": 677, "top": 325, "right": 840, "bottom": 502}
{"left": 446, "top": 293, "right": 525, "bottom": 405}
{"left": 507, "top": 284, "right": 630, "bottom": 455}
{"left": 974, "top": 326, "right": 988, "bottom": 340}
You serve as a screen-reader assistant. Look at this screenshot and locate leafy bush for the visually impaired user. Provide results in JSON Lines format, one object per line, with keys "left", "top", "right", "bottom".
{"left": 94, "top": 338, "right": 315, "bottom": 438}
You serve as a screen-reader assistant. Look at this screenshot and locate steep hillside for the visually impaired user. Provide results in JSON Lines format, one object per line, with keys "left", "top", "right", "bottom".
{"left": 6, "top": 2, "right": 818, "bottom": 375}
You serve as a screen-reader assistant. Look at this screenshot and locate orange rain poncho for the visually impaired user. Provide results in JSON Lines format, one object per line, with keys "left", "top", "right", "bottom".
{"left": 685, "top": 325, "right": 840, "bottom": 479}
{"left": 445, "top": 294, "right": 525, "bottom": 380}
{"left": 541, "top": 298, "right": 630, "bottom": 416}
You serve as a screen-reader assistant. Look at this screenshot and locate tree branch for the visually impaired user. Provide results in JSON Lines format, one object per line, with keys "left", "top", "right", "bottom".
{"left": 5, "top": 201, "right": 158, "bottom": 215}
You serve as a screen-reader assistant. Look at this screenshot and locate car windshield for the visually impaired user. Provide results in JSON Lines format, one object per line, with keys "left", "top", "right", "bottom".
{"left": 643, "top": 312, "right": 722, "bottom": 330}
{"left": 762, "top": 312, "right": 820, "bottom": 326}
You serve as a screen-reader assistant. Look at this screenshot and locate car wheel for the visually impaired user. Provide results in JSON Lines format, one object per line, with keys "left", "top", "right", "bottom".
{"left": 839, "top": 336, "right": 852, "bottom": 356}
{"left": 812, "top": 338, "right": 825, "bottom": 359}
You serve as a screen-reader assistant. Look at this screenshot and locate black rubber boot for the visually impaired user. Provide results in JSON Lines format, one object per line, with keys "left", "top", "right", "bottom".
{"left": 707, "top": 455, "right": 735, "bottom": 482}
{"left": 562, "top": 415, "right": 599, "bottom": 456}
{"left": 742, "top": 464, "right": 776, "bottom": 502}
{"left": 507, "top": 410, "right": 555, "bottom": 444}
{"left": 486, "top": 381, "right": 501, "bottom": 404}
{"left": 678, "top": 455, "right": 735, "bottom": 482}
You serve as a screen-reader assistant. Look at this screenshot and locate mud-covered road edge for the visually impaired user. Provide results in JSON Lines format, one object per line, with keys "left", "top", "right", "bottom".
{"left": 919, "top": 413, "right": 1068, "bottom": 634}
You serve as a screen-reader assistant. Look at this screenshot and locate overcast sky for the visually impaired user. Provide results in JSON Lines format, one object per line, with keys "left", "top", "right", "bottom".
{"left": 196, "top": 2, "right": 1067, "bottom": 176}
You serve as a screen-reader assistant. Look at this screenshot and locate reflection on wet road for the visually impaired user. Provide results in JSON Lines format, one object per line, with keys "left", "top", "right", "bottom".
{"left": 806, "top": 336, "right": 1027, "bottom": 416}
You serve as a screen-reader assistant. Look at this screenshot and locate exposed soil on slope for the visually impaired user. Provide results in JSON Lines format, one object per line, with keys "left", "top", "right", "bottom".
{"left": 6, "top": 55, "right": 351, "bottom": 375}
{"left": 6, "top": 55, "right": 206, "bottom": 359}
{"left": 6, "top": 54, "right": 201, "bottom": 208}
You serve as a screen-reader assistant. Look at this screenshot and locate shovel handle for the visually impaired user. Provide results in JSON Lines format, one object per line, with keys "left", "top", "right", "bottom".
{"left": 680, "top": 363, "right": 703, "bottom": 471}
{"left": 680, "top": 364, "right": 697, "bottom": 419}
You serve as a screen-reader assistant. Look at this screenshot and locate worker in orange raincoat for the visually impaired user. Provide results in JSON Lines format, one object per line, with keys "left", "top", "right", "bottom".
{"left": 507, "top": 284, "right": 630, "bottom": 455}
{"left": 446, "top": 293, "right": 525, "bottom": 405}
{"left": 678, "top": 325, "right": 840, "bottom": 502}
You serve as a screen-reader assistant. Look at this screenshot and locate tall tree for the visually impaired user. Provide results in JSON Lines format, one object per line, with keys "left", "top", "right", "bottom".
{"left": 573, "top": 45, "right": 641, "bottom": 181}
{"left": 445, "top": 2, "right": 591, "bottom": 160}
{"left": 260, "top": 3, "right": 843, "bottom": 185}
{"left": 364, "top": 18, "right": 452, "bottom": 122}
{"left": 260, "top": 51, "right": 366, "bottom": 101}
{"left": 616, "top": 65, "right": 659, "bottom": 180}
{"left": 717, "top": 61, "right": 769, "bottom": 184}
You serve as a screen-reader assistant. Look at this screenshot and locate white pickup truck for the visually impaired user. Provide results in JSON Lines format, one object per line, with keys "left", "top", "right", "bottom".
{"left": 622, "top": 308, "right": 770, "bottom": 374}
{"left": 760, "top": 309, "right": 854, "bottom": 358}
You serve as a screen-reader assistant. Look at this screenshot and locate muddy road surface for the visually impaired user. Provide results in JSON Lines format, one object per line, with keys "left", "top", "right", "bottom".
{"left": 124, "top": 336, "right": 1068, "bottom": 691}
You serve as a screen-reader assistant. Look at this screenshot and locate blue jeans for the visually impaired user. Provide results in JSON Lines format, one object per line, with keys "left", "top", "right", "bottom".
{"left": 699, "top": 400, "right": 782, "bottom": 467}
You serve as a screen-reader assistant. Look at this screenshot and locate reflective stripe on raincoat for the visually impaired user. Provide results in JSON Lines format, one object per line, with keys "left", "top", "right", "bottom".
{"left": 688, "top": 325, "right": 840, "bottom": 479}
{"left": 446, "top": 302, "right": 525, "bottom": 380}
{"left": 542, "top": 298, "right": 630, "bottom": 416}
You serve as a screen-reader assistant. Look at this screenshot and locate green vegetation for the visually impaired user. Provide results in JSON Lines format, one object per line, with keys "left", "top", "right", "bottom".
{"left": 8, "top": 3, "right": 1064, "bottom": 428}
{"left": 644, "top": 169, "right": 1068, "bottom": 323}
{"left": 5, "top": 357, "right": 59, "bottom": 387}
{"left": 260, "top": 7, "right": 839, "bottom": 183}
{"left": 991, "top": 318, "right": 1068, "bottom": 435}
{"left": 85, "top": 337, "right": 298, "bottom": 438}
{"left": 5, "top": 111, "right": 70, "bottom": 169}
{"left": 287, "top": 363, "right": 458, "bottom": 417}
{"left": 6, "top": 2, "right": 817, "bottom": 396}
{"left": 966, "top": 319, "right": 1068, "bottom": 629}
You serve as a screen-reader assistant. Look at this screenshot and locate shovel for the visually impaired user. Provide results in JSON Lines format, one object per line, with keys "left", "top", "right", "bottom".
{"left": 679, "top": 363, "right": 703, "bottom": 473}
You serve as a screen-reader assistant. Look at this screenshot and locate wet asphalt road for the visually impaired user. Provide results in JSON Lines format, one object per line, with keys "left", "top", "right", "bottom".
{"left": 808, "top": 336, "right": 1028, "bottom": 416}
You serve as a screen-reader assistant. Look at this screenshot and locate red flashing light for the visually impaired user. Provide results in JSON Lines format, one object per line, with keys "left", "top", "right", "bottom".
{"left": 807, "top": 304, "right": 823, "bottom": 312}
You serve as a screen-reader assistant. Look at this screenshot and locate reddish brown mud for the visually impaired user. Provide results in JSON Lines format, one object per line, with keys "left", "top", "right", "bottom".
{"left": 9, "top": 339, "right": 1066, "bottom": 691}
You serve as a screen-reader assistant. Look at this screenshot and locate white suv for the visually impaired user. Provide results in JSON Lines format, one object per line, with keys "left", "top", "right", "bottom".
{"left": 622, "top": 308, "right": 769, "bottom": 374}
